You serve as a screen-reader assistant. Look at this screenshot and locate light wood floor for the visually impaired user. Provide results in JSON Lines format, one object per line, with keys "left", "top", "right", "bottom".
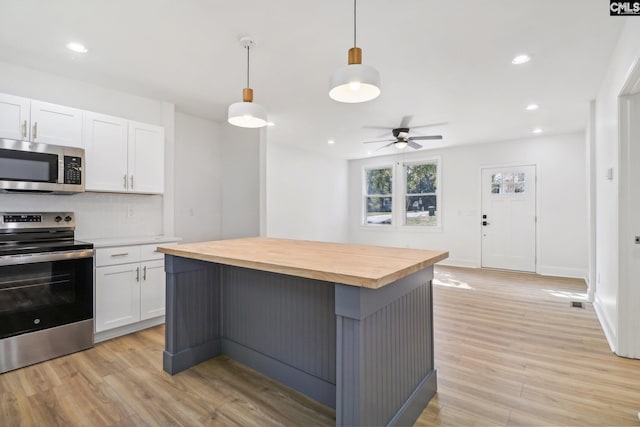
{"left": 1, "top": 266, "right": 639, "bottom": 426}
{"left": 419, "top": 266, "right": 640, "bottom": 426}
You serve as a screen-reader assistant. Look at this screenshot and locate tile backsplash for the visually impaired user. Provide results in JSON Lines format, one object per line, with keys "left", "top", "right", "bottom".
{"left": 0, "top": 192, "right": 163, "bottom": 239}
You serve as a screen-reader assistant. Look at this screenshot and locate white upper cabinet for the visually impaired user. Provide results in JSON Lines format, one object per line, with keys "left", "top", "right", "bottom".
{"left": 84, "top": 114, "right": 165, "bottom": 194}
{"left": 84, "top": 112, "right": 129, "bottom": 192}
{"left": 128, "top": 121, "right": 164, "bottom": 194}
{"left": 0, "top": 93, "right": 30, "bottom": 140}
{"left": 30, "top": 100, "right": 83, "bottom": 148}
{"left": 0, "top": 94, "right": 83, "bottom": 148}
{"left": 1, "top": 92, "right": 164, "bottom": 194}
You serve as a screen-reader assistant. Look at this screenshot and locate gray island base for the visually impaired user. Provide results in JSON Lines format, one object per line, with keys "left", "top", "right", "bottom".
{"left": 159, "top": 238, "right": 446, "bottom": 426}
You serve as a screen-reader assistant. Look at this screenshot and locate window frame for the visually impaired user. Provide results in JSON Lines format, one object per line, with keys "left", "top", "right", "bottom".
{"left": 362, "top": 165, "right": 394, "bottom": 227}
{"left": 401, "top": 158, "right": 441, "bottom": 229}
{"left": 360, "top": 156, "right": 442, "bottom": 231}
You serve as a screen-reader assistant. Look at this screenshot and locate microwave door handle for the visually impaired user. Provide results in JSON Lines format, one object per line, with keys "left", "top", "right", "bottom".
{"left": 0, "top": 249, "right": 94, "bottom": 266}
{"left": 59, "top": 157, "right": 65, "bottom": 184}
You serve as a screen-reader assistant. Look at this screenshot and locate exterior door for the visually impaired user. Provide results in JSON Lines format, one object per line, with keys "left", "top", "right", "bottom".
{"left": 481, "top": 165, "right": 536, "bottom": 272}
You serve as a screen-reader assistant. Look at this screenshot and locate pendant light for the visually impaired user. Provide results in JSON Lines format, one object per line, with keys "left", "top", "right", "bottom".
{"left": 228, "top": 37, "right": 267, "bottom": 128}
{"left": 329, "top": 0, "right": 381, "bottom": 103}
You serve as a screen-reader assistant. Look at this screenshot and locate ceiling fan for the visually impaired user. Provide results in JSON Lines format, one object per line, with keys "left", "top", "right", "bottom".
{"left": 362, "top": 115, "right": 446, "bottom": 151}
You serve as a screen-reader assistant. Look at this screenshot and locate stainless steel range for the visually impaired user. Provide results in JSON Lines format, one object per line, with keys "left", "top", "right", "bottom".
{"left": 0, "top": 212, "right": 94, "bottom": 373}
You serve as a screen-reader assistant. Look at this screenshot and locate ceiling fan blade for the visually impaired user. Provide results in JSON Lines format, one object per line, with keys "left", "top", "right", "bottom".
{"left": 408, "top": 141, "right": 422, "bottom": 150}
{"left": 410, "top": 121, "right": 449, "bottom": 130}
{"left": 374, "top": 142, "right": 396, "bottom": 152}
{"left": 399, "top": 115, "right": 413, "bottom": 128}
{"left": 409, "top": 135, "right": 443, "bottom": 141}
{"left": 363, "top": 139, "right": 395, "bottom": 144}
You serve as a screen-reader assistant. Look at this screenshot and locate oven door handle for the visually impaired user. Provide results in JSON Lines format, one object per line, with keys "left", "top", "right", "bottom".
{"left": 0, "top": 249, "right": 94, "bottom": 266}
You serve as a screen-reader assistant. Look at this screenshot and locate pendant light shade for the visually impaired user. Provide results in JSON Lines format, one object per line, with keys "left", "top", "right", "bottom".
{"left": 228, "top": 37, "right": 267, "bottom": 128}
{"left": 228, "top": 102, "right": 267, "bottom": 128}
{"left": 329, "top": 0, "right": 381, "bottom": 103}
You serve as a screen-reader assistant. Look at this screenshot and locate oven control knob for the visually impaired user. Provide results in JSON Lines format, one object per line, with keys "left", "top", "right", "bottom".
{"left": 64, "top": 216, "right": 72, "bottom": 222}
{"left": 55, "top": 216, "right": 62, "bottom": 222}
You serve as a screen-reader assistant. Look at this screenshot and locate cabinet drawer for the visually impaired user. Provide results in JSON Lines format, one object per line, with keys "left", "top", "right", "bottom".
{"left": 140, "top": 242, "right": 176, "bottom": 261}
{"left": 140, "top": 243, "right": 164, "bottom": 261}
{"left": 96, "top": 246, "right": 141, "bottom": 267}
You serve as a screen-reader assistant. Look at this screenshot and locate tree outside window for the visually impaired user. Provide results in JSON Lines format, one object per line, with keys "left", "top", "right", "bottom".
{"left": 405, "top": 163, "right": 438, "bottom": 226}
{"left": 364, "top": 167, "right": 392, "bottom": 225}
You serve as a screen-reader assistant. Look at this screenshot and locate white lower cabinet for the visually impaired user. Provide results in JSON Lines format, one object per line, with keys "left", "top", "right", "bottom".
{"left": 95, "top": 243, "right": 168, "bottom": 334}
{"left": 95, "top": 263, "right": 141, "bottom": 332}
{"left": 140, "top": 259, "right": 165, "bottom": 320}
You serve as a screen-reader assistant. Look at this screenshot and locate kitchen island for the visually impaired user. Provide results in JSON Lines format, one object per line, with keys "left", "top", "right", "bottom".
{"left": 157, "top": 237, "right": 448, "bottom": 426}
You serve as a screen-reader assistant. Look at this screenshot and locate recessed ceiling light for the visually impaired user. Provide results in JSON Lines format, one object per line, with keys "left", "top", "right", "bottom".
{"left": 66, "top": 42, "right": 88, "bottom": 53}
{"left": 367, "top": 151, "right": 372, "bottom": 156}
{"left": 512, "top": 54, "right": 531, "bottom": 65}
{"left": 266, "top": 122, "right": 275, "bottom": 127}
{"left": 526, "top": 104, "right": 539, "bottom": 111}
{"left": 328, "top": 140, "right": 336, "bottom": 145}
{"left": 533, "top": 128, "right": 543, "bottom": 134}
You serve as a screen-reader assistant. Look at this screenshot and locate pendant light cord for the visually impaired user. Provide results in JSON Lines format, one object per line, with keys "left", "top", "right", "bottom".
{"left": 353, "top": 0, "right": 357, "bottom": 47}
{"left": 246, "top": 45, "right": 250, "bottom": 88}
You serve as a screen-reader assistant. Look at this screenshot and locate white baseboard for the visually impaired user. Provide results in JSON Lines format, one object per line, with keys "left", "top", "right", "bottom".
{"left": 94, "top": 316, "right": 165, "bottom": 343}
{"left": 537, "top": 265, "right": 587, "bottom": 281}
{"left": 593, "top": 296, "right": 616, "bottom": 353}
{"left": 437, "top": 258, "right": 479, "bottom": 269}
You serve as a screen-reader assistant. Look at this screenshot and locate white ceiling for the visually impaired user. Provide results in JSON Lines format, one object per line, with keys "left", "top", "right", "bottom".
{"left": 0, "top": 0, "right": 623, "bottom": 159}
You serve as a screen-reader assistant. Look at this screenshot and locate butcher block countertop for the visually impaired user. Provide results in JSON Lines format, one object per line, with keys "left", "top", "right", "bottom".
{"left": 157, "top": 237, "right": 448, "bottom": 289}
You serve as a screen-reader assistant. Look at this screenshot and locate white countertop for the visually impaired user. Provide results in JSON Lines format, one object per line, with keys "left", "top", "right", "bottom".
{"left": 85, "top": 236, "right": 181, "bottom": 248}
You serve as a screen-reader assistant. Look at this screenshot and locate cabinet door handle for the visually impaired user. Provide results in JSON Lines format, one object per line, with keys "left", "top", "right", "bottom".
{"left": 123, "top": 174, "right": 127, "bottom": 189}
{"left": 136, "top": 266, "right": 140, "bottom": 282}
{"left": 33, "top": 122, "right": 38, "bottom": 140}
{"left": 143, "top": 265, "right": 147, "bottom": 281}
{"left": 130, "top": 175, "right": 134, "bottom": 189}
{"left": 22, "top": 120, "right": 27, "bottom": 139}
{"left": 110, "top": 253, "right": 129, "bottom": 257}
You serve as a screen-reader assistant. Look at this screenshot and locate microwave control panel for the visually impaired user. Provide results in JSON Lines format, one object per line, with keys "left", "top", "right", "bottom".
{"left": 64, "top": 156, "right": 82, "bottom": 185}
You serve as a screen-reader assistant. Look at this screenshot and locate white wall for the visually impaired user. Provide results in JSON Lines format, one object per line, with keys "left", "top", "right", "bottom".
{"left": 220, "top": 125, "right": 261, "bottom": 239}
{"left": 0, "top": 60, "right": 163, "bottom": 125}
{"left": 0, "top": 60, "right": 169, "bottom": 239}
{"left": 174, "top": 112, "right": 222, "bottom": 243}
{"left": 592, "top": 20, "right": 640, "bottom": 354}
{"left": 266, "top": 143, "right": 348, "bottom": 243}
{"left": 348, "top": 133, "right": 588, "bottom": 278}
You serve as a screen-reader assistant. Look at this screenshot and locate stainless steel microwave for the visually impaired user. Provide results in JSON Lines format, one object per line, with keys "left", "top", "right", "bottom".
{"left": 0, "top": 139, "right": 84, "bottom": 194}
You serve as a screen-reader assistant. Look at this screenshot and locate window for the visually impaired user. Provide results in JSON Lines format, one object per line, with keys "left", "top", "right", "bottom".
{"left": 364, "top": 167, "right": 393, "bottom": 225}
{"left": 491, "top": 172, "right": 525, "bottom": 194}
{"left": 404, "top": 162, "right": 439, "bottom": 226}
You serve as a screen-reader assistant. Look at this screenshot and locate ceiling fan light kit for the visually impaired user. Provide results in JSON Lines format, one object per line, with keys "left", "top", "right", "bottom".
{"left": 394, "top": 141, "right": 408, "bottom": 150}
{"left": 329, "top": 0, "right": 381, "bottom": 103}
{"left": 228, "top": 37, "right": 268, "bottom": 128}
